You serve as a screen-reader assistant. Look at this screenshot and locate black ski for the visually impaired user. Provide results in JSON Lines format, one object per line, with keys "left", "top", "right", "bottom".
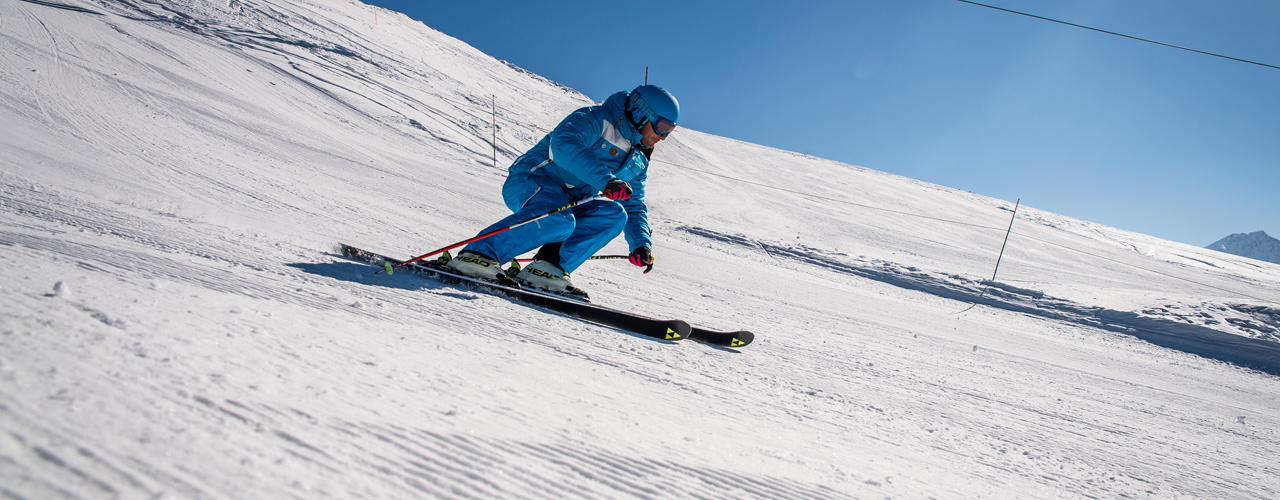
{"left": 690, "top": 327, "right": 753, "bottom": 348}
{"left": 340, "top": 244, "right": 691, "bottom": 342}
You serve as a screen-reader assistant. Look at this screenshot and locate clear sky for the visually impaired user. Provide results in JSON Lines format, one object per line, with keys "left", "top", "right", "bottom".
{"left": 360, "top": 0, "right": 1278, "bottom": 247}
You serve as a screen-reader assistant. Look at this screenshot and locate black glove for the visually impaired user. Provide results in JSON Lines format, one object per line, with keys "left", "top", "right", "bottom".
{"left": 629, "top": 246, "right": 654, "bottom": 274}
{"left": 602, "top": 179, "right": 632, "bottom": 201}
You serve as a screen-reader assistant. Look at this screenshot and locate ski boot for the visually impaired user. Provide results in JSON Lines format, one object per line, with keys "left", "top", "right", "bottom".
{"left": 515, "top": 259, "right": 590, "bottom": 302}
{"left": 442, "top": 250, "right": 519, "bottom": 287}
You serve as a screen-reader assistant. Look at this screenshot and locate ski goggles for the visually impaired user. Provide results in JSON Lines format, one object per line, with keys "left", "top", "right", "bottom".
{"left": 650, "top": 116, "right": 677, "bottom": 137}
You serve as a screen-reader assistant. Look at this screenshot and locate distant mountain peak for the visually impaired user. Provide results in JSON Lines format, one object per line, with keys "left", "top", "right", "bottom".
{"left": 1207, "top": 231, "right": 1280, "bottom": 265}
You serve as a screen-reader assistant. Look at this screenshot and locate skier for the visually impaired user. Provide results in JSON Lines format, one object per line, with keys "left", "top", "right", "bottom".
{"left": 444, "top": 85, "right": 680, "bottom": 301}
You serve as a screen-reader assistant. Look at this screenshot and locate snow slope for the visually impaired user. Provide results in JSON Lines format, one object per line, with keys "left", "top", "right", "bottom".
{"left": 2, "top": 0, "right": 1279, "bottom": 498}
{"left": 1208, "top": 231, "right": 1280, "bottom": 265}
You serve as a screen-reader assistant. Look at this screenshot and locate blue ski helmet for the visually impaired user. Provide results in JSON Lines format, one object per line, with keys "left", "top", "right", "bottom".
{"left": 628, "top": 85, "right": 679, "bottom": 136}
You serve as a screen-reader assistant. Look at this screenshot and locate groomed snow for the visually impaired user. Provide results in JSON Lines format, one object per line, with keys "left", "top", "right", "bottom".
{"left": 2, "top": 0, "right": 1278, "bottom": 498}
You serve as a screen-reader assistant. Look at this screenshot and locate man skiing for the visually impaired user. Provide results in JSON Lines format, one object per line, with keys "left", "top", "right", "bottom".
{"left": 444, "top": 85, "right": 680, "bottom": 301}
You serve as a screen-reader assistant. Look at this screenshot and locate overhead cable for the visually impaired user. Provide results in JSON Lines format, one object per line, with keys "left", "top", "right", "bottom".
{"left": 956, "top": 0, "right": 1280, "bottom": 71}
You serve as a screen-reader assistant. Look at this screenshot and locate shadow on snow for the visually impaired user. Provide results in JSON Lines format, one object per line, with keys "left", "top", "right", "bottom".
{"left": 289, "top": 260, "right": 676, "bottom": 344}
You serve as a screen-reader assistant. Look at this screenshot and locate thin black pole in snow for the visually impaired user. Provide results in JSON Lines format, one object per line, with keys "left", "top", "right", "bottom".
{"left": 645, "top": 67, "right": 648, "bottom": 85}
{"left": 955, "top": 198, "right": 1020, "bottom": 314}
{"left": 990, "top": 198, "right": 1020, "bottom": 283}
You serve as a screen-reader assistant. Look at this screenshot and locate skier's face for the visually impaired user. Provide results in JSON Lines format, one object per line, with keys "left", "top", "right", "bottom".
{"left": 640, "top": 121, "right": 667, "bottom": 148}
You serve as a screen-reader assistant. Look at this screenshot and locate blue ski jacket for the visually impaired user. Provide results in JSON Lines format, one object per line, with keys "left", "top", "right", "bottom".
{"left": 507, "top": 90, "right": 652, "bottom": 251}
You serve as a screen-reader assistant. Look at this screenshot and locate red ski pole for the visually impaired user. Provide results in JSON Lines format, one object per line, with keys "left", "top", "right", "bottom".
{"left": 380, "top": 195, "right": 601, "bottom": 274}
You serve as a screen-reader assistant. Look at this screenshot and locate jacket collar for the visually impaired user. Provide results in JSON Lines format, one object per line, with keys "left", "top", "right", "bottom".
{"left": 603, "top": 91, "right": 642, "bottom": 144}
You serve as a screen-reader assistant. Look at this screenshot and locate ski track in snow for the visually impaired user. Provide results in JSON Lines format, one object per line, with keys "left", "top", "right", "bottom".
{"left": 2, "top": 186, "right": 855, "bottom": 499}
{"left": 2, "top": 0, "right": 1280, "bottom": 498}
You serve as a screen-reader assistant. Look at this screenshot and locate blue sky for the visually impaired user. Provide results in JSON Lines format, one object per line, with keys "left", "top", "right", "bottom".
{"left": 362, "top": 0, "right": 1278, "bottom": 246}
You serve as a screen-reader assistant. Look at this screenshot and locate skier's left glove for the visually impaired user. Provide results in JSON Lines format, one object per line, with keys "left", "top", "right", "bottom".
{"left": 602, "top": 179, "right": 632, "bottom": 201}
{"left": 629, "top": 246, "right": 654, "bottom": 274}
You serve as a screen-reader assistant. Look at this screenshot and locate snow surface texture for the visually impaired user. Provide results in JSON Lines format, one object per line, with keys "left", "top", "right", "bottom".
{"left": 1208, "top": 230, "right": 1280, "bottom": 265}
{"left": 2, "top": 0, "right": 1279, "bottom": 498}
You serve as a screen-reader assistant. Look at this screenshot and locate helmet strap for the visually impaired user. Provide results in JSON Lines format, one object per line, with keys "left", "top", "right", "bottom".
{"left": 624, "top": 96, "right": 648, "bottom": 133}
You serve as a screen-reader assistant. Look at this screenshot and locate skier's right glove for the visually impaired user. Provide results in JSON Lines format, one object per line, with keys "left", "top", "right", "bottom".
{"left": 629, "top": 246, "right": 654, "bottom": 274}
{"left": 602, "top": 179, "right": 632, "bottom": 201}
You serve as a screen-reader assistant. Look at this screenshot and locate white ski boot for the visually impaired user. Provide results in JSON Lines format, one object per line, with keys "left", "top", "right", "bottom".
{"left": 444, "top": 250, "right": 505, "bottom": 282}
{"left": 515, "top": 260, "right": 590, "bottom": 301}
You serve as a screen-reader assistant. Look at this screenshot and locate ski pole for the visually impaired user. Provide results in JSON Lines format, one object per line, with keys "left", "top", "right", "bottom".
{"left": 501, "top": 254, "right": 633, "bottom": 280}
{"left": 381, "top": 195, "right": 601, "bottom": 273}
{"left": 512, "top": 255, "right": 629, "bottom": 264}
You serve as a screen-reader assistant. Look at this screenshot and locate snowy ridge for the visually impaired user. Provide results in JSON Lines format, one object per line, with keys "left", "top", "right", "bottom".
{"left": 676, "top": 225, "right": 1280, "bottom": 360}
{"left": 2, "top": 0, "right": 1279, "bottom": 498}
{"left": 1208, "top": 230, "right": 1280, "bottom": 265}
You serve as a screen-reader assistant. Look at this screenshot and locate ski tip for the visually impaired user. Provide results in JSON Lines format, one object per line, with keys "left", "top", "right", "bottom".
{"left": 690, "top": 329, "right": 754, "bottom": 348}
{"left": 729, "top": 332, "right": 755, "bottom": 347}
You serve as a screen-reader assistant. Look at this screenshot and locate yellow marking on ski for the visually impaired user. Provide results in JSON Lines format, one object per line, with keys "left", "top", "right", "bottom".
{"left": 666, "top": 328, "right": 682, "bottom": 340}
{"left": 731, "top": 338, "right": 744, "bottom": 347}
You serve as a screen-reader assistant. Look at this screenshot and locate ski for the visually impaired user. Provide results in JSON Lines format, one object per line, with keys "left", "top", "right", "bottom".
{"left": 503, "top": 258, "right": 753, "bottom": 347}
{"left": 690, "top": 327, "right": 753, "bottom": 348}
{"left": 339, "top": 244, "right": 692, "bottom": 342}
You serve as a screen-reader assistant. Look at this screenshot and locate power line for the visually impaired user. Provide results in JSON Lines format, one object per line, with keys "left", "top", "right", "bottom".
{"left": 956, "top": 0, "right": 1280, "bottom": 71}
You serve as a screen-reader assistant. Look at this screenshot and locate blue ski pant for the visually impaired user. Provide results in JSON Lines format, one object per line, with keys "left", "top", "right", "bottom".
{"left": 465, "top": 173, "right": 626, "bottom": 273}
